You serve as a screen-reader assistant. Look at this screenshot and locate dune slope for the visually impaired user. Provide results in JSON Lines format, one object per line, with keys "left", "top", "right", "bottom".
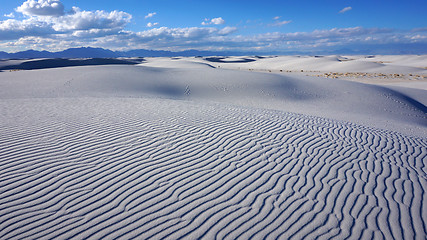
{"left": 0, "top": 61, "right": 426, "bottom": 239}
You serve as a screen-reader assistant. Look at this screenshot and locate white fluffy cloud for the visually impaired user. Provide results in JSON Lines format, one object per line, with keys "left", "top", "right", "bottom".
{"left": 147, "top": 22, "right": 159, "bottom": 27}
{"left": 4, "top": 13, "right": 15, "bottom": 18}
{"left": 211, "top": 17, "right": 225, "bottom": 25}
{"left": 1, "top": 1, "right": 131, "bottom": 40}
{"left": 339, "top": 6, "right": 352, "bottom": 14}
{"left": 16, "top": 0, "right": 64, "bottom": 16}
{"left": 0, "top": 18, "right": 55, "bottom": 40}
{"left": 51, "top": 7, "right": 131, "bottom": 32}
{"left": 145, "top": 12, "right": 156, "bottom": 19}
{"left": 202, "top": 17, "right": 225, "bottom": 25}
{"left": 90, "top": 26, "right": 238, "bottom": 50}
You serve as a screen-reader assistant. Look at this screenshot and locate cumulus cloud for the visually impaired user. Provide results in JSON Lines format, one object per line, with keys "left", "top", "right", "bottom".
{"left": 0, "top": 18, "right": 56, "bottom": 40}
{"left": 211, "top": 17, "right": 225, "bottom": 25}
{"left": 86, "top": 26, "right": 240, "bottom": 50}
{"left": 70, "top": 28, "right": 125, "bottom": 38}
{"left": 145, "top": 12, "right": 156, "bottom": 19}
{"left": 273, "top": 16, "right": 281, "bottom": 20}
{"left": 16, "top": 0, "right": 65, "bottom": 16}
{"left": 339, "top": 6, "right": 352, "bottom": 14}
{"left": 51, "top": 7, "right": 131, "bottom": 32}
{"left": 202, "top": 17, "right": 225, "bottom": 25}
{"left": 4, "top": 13, "right": 15, "bottom": 18}
{"left": 0, "top": 1, "right": 131, "bottom": 40}
{"left": 146, "top": 22, "right": 159, "bottom": 27}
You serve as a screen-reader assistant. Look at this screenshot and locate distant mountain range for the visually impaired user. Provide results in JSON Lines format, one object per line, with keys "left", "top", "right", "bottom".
{"left": 1, "top": 43, "right": 427, "bottom": 59}
{"left": 0, "top": 47, "right": 259, "bottom": 59}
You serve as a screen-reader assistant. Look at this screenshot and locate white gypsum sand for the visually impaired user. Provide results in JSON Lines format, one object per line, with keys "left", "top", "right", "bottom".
{"left": 0, "top": 57, "right": 426, "bottom": 239}
{"left": 184, "top": 55, "right": 427, "bottom": 90}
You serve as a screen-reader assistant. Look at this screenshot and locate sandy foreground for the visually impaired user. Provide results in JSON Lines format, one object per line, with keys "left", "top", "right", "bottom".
{"left": 0, "top": 56, "right": 426, "bottom": 239}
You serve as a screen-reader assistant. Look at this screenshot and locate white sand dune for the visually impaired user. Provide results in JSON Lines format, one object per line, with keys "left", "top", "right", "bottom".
{"left": 0, "top": 57, "right": 426, "bottom": 239}
{"left": 198, "top": 55, "right": 427, "bottom": 74}
{"left": 188, "top": 55, "right": 427, "bottom": 90}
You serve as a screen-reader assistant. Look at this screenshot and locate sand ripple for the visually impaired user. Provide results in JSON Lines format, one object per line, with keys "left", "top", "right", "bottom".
{"left": 0, "top": 99, "right": 426, "bottom": 239}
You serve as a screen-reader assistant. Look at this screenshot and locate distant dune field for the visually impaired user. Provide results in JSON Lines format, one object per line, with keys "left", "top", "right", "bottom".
{"left": 0, "top": 56, "right": 426, "bottom": 239}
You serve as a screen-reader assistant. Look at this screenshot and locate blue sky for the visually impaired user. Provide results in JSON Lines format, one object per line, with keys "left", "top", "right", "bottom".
{"left": 1, "top": 0, "right": 426, "bottom": 53}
